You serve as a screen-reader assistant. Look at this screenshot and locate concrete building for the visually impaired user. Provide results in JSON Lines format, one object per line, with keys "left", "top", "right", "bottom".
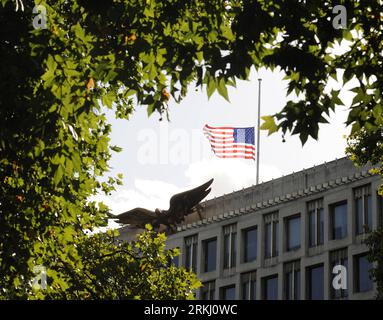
{"left": 162, "top": 157, "right": 382, "bottom": 300}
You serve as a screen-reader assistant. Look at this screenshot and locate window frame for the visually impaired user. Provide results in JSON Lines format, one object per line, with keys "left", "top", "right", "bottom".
{"left": 354, "top": 253, "right": 374, "bottom": 293}
{"left": 307, "top": 263, "right": 324, "bottom": 300}
{"left": 223, "top": 224, "right": 237, "bottom": 269}
{"left": 264, "top": 213, "right": 279, "bottom": 259}
{"left": 330, "top": 248, "right": 348, "bottom": 300}
{"left": 201, "top": 281, "right": 215, "bottom": 300}
{"left": 220, "top": 285, "right": 236, "bottom": 300}
{"left": 330, "top": 201, "right": 348, "bottom": 240}
{"left": 243, "top": 226, "right": 258, "bottom": 263}
{"left": 284, "top": 260, "right": 301, "bottom": 300}
{"left": 203, "top": 237, "right": 217, "bottom": 273}
{"left": 354, "top": 185, "right": 372, "bottom": 235}
{"left": 285, "top": 214, "right": 301, "bottom": 252}
{"left": 307, "top": 199, "right": 324, "bottom": 247}
{"left": 241, "top": 271, "right": 257, "bottom": 300}
{"left": 184, "top": 234, "right": 198, "bottom": 272}
{"left": 262, "top": 274, "right": 279, "bottom": 300}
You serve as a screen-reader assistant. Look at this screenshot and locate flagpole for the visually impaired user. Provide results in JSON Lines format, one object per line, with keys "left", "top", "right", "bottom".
{"left": 256, "top": 78, "right": 262, "bottom": 185}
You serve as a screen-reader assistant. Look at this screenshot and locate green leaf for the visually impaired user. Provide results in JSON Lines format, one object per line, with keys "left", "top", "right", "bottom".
{"left": 217, "top": 78, "right": 229, "bottom": 102}
{"left": 53, "top": 165, "right": 64, "bottom": 185}
{"left": 260, "top": 116, "right": 278, "bottom": 135}
{"left": 206, "top": 76, "right": 216, "bottom": 99}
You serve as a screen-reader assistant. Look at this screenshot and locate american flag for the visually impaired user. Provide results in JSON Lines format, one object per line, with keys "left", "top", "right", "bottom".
{"left": 203, "top": 124, "right": 255, "bottom": 160}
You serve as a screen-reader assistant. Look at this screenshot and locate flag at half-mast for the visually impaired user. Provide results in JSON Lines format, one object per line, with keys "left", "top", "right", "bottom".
{"left": 203, "top": 124, "right": 255, "bottom": 160}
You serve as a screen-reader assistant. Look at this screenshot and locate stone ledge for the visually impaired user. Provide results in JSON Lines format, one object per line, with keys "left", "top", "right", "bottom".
{"left": 176, "top": 170, "right": 376, "bottom": 232}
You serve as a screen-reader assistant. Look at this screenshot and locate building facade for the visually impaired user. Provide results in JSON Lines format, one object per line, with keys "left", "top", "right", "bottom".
{"left": 165, "top": 158, "right": 382, "bottom": 300}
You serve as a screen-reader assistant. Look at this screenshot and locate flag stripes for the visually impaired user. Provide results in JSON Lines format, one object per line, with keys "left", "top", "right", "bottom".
{"left": 203, "top": 124, "right": 255, "bottom": 160}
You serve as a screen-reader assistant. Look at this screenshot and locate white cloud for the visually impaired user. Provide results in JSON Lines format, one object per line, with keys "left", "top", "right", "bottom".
{"left": 185, "top": 158, "right": 282, "bottom": 198}
{"left": 93, "top": 158, "right": 282, "bottom": 225}
{"left": 90, "top": 179, "right": 181, "bottom": 216}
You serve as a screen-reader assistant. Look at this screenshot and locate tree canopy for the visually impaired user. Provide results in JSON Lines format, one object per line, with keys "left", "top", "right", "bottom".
{"left": 43, "top": 226, "right": 200, "bottom": 300}
{"left": 0, "top": 0, "right": 382, "bottom": 298}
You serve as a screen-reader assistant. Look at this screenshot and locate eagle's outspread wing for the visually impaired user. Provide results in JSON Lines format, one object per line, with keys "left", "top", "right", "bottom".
{"left": 167, "top": 178, "right": 213, "bottom": 223}
{"left": 114, "top": 179, "right": 213, "bottom": 232}
{"left": 115, "top": 207, "right": 157, "bottom": 227}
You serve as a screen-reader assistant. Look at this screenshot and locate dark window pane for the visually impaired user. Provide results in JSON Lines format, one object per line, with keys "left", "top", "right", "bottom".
{"left": 242, "top": 282, "right": 249, "bottom": 300}
{"left": 223, "top": 232, "right": 236, "bottom": 268}
{"left": 357, "top": 255, "right": 373, "bottom": 292}
{"left": 264, "top": 276, "right": 278, "bottom": 300}
{"left": 366, "top": 195, "right": 372, "bottom": 231}
{"left": 201, "top": 281, "right": 215, "bottom": 300}
{"left": 245, "top": 228, "right": 257, "bottom": 262}
{"left": 232, "top": 233, "right": 237, "bottom": 267}
{"left": 192, "top": 243, "right": 197, "bottom": 271}
{"left": 209, "top": 288, "right": 215, "bottom": 300}
{"left": 224, "top": 234, "right": 230, "bottom": 268}
{"left": 275, "top": 221, "right": 279, "bottom": 256}
{"left": 286, "top": 270, "right": 300, "bottom": 300}
{"left": 242, "top": 279, "right": 256, "bottom": 300}
{"left": 265, "top": 223, "right": 272, "bottom": 258}
{"left": 332, "top": 203, "right": 347, "bottom": 239}
{"left": 184, "top": 236, "right": 197, "bottom": 272}
{"left": 295, "top": 270, "right": 301, "bottom": 300}
{"left": 319, "top": 208, "right": 324, "bottom": 244}
{"left": 309, "top": 210, "right": 316, "bottom": 247}
{"left": 287, "top": 216, "right": 301, "bottom": 251}
{"left": 251, "top": 280, "right": 256, "bottom": 300}
{"left": 185, "top": 245, "right": 191, "bottom": 269}
{"left": 356, "top": 198, "right": 363, "bottom": 234}
{"left": 222, "top": 286, "right": 235, "bottom": 300}
{"left": 204, "top": 239, "right": 217, "bottom": 272}
{"left": 309, "top": 265, "right": 324, "bottom": 300}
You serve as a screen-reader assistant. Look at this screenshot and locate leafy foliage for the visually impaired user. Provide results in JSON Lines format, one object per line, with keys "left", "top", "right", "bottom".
{"left": 363, "top": 228, "right": 383, "bottom": 300}
{"left": 347, "top": 129, "right": 383, "bottom": 299}
{"left": 43, "top": 226, "right": 201, "bottom": 300}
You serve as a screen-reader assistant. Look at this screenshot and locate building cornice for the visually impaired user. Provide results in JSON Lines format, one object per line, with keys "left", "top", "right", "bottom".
{"left": 176, "top": 168, "right": 376, "bottom": 233}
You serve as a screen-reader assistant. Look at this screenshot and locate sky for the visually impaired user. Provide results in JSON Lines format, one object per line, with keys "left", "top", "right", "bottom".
{"left": 91, "top": 65, "right": 356, "bottom": 219}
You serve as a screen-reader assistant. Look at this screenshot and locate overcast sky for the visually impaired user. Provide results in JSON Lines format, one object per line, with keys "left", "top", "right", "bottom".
{"left": 92, "top": 65, "right": 356, "bottom": 218}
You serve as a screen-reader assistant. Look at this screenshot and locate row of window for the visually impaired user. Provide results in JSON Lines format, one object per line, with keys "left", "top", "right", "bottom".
{"left": 200, "top": 252, "right": 373, "bottom": 300}
{"left": 184, "top": 185, "right": 382, "bottom": 273}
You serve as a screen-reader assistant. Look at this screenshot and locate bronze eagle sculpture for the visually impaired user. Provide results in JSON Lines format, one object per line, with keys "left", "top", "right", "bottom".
{"left": 115, "top": 179, "right": 213, "bottom": 233}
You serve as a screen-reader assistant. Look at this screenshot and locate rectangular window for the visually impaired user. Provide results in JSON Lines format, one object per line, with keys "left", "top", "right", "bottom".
{"left": 264, "top": 213, "right": 279, "bottom": 258}
{"left": 284, "top": 260, "right": 301, "bottom": 300}
{"left": 241, "top": 271, "right": 257, "bottom": 300}
{"left": 355, "top": 254, "right": 373, "bottom": 293}
{"left": 307, "top": 264, "right": 324, "bottom": 300}
{"left": 203, "top": 238, "right": 217, "bottom": 273}
{"left": 330, "top": 248, "right": 348, "bottom": 299}
{"left": 262, "top": 275, "right": 278, "bottom": 300}
{"left": 220, "top": 285, "right": 236, "bottom": 300}
{"left": 243, "top": 227, "right": 257, "bottom": 263}
{"left": 331, "top": 202, "right": 348, "bottom": 240}
{"left": 184, "top": 235, "right": 198, "bottom": 272}
{"left": 286, "top": 215, "right": 301, "bottom": 251}
{"left": 308, "top": 199, "right": 324, "bottom": 247}
{"left": 223, "top": 224, "right": 237, "bottom": 269}
{"left": 355, "top": 185, "right": 372, "bottom": 234}
{"left": 201, "top": 281, "right": 215, "bottom": 300}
